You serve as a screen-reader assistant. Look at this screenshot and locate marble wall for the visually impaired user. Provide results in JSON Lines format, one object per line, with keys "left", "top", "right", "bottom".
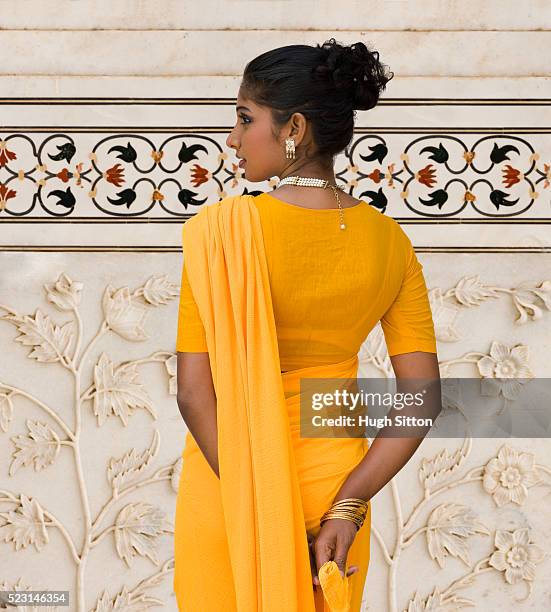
{"left": 1, "top": 3, "right": 550, "bottom": 610}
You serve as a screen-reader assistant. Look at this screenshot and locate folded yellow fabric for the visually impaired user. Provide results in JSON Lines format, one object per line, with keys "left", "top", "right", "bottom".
{"left": 183, "top": 195, "right": 315, "bottom": 611}
{"left": 318, "top": 561, "right": 352, "bottom": 612}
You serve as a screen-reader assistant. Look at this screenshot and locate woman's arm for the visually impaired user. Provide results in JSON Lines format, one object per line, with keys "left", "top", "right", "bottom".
{"left": 176, "top": 351, "right": 220, "bottom": 478}
{"left": 310, "top": 350, "right": 441, "bottom": 585}
{"left": 332, "top": 350, "right": 442, "bottom": 503}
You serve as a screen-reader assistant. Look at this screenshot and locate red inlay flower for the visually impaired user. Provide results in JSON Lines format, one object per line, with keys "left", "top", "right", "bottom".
{"left": 502, "top": 164, "right": 521, "bottom": 189}
{"left": 416, "top": 164, "right": 437, "bottom": 188}
{"left": 0, "top": 183, "right": 17, "bottom": 210}
{"left": 368, "top": 168, "right": 382, "bottom": 183}
{"left": 57, "top": 168, "right": 71, "bottom": 183}
{"left": 191, "top": 164, "right": 209, "bottom": 188}
{"left": 105, "top": 163, "right": 125, "bottom": 187}
{"left": 0, "top": 141, "right": 17, "bottom": 167}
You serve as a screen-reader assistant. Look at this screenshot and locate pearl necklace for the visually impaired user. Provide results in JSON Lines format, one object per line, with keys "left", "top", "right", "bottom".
{"left": 277, "top": 175, "right": 347, "bottom": 230}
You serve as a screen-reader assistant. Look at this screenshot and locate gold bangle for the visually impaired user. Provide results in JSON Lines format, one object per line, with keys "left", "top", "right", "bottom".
{"left": 320, "top": 497, "right": 369, "bottom": 530}
{"left": 320, "top": 512, "right": 365, "bottom": 530}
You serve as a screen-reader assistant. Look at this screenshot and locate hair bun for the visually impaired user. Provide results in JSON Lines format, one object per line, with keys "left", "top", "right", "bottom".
{"left": 313, "top": 38, "right": 394, "bottom": 111}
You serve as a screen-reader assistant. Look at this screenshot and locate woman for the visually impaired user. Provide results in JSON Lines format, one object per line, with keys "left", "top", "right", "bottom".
{"left": 173, "top": 38, "right": 441, "bottom": 611}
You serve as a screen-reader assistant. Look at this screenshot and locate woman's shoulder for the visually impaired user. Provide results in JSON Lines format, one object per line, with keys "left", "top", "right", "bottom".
{"left": 368, "top": 205, "right": 409, "bottom": 237}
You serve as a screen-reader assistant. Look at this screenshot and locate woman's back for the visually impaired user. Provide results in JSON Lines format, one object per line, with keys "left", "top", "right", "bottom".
{"left": 176, "top": 193, "right": 436, "bottom": 371}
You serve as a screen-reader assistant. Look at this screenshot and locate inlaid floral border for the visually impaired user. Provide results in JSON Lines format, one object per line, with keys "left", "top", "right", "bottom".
{"left": 1, "top": 131, "right": 550, "bottom": 221}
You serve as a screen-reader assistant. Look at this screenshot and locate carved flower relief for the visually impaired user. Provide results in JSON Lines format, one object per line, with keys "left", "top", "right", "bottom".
{"left": 489, "top": 528, "right": 545, "bottom": 584}
{"left": 482, "top": 445, "right": 540, "bottom": 507}
{"left": 477, "top": 341, "right": 534, "bottom": 400}
{"left": 43, "top": 272, "right": 83, "bottom": 311}
{"left": 102, "top": 285, "right": 149, "bottom": 341}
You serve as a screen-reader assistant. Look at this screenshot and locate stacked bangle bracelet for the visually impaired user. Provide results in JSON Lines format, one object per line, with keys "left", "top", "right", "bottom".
{"left": 320, "top": 497, "right": 369, "bottom": 531}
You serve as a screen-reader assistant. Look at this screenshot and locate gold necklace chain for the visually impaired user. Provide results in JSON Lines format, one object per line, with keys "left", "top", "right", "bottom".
{"left": 277, "top": 175, "right": 347, "bottom": 230}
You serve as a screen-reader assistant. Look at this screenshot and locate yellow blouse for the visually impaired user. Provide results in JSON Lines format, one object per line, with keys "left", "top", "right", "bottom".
{"left": 176, "top": 192, "right": 436, "bottom": 369}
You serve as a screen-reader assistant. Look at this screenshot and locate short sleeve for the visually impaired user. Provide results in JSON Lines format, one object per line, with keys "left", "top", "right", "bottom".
{"left": 380, "top": 229, "right": 437, "bottom": 357}
{"left": 176, "top": 260, "right": 208, "bottom": 352}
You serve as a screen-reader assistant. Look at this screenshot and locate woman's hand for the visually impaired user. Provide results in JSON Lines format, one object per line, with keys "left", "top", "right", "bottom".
{"left": 308, "top": 519, "right": 359, "bottom": 586}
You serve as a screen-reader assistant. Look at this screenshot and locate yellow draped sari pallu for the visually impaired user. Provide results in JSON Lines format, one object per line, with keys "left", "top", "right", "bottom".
{"left": 174, "top": 195, "right": 371, "bottom": 612}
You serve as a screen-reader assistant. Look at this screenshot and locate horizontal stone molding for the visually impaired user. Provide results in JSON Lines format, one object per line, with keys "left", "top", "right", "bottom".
{"left": 0, "top": 30, "right": 550, "bottom": 76}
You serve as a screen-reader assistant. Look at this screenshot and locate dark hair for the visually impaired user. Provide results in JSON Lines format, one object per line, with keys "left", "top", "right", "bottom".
{"left": 241, "top": 37, "right": 394, "bottom": 164}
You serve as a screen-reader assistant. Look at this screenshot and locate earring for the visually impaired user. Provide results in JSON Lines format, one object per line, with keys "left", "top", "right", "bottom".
{"left": 285, "top": 138, "right": 296, "bottom": 159}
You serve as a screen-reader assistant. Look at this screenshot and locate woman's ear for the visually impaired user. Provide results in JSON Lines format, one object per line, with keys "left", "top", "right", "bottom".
{"left": 289, "top": 112, "right": 308, "bottom": 145}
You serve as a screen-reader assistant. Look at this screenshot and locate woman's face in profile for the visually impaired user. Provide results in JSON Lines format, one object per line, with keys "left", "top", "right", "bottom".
{"left": 226, "top": 88, "right": 288, "bottom": 183}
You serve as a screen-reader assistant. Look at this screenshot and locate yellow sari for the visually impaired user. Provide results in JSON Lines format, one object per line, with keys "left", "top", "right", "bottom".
{"left": 173, "top": 195, "right": 370, "bottom": 611}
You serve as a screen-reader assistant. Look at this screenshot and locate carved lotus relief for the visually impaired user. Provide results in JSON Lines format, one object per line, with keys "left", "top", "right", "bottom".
{"left": 489, "top": 528, "right": 545, "bottom": 586}
{"left": 482, "top": 444, "right": 541, "bottom": 507}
